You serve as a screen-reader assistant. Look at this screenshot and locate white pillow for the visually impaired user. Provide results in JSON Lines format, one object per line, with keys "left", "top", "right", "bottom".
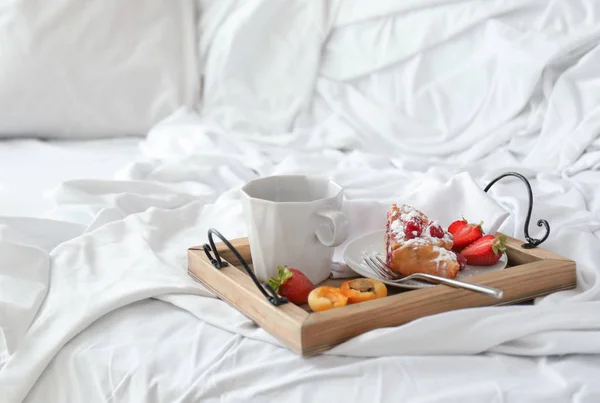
{"left": 0, "top": 0, "right": 199, "bottom": 138}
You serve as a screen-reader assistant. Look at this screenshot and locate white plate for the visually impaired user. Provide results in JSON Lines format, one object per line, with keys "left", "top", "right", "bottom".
{"left": 342, "top": 230, "right": 508, "bottom": 290}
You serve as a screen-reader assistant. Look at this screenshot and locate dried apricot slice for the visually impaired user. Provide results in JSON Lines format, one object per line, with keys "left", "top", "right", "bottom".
{"left": 340, "top": 278, "right": 387, "bottom": 303}
{"left": 308, "top": 286, "right": 348, "bottom": 312}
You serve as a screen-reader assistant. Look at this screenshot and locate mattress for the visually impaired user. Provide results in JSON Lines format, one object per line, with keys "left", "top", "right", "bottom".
{"left": 0, "top": 138, "right": 143, "bottom": 218}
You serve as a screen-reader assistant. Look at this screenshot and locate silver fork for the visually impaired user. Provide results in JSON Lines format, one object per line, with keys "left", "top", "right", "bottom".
{"left": 363, "top": 254, "right": 503, "bottom": 299}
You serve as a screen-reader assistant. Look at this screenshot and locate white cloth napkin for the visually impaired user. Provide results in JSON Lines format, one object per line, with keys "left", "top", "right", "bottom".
{"left": 331, "top": 172, "right": 510, "bottom": 278}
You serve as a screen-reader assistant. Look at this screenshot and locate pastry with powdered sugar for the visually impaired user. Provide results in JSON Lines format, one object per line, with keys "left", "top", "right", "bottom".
{"left": 385, "top": 204, "right": 465, "bottom": 279}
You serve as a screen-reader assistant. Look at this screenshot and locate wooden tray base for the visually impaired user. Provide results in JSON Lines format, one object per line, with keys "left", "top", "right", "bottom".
{"left": 188, "top": 234, "right": 576, "bottom": 356}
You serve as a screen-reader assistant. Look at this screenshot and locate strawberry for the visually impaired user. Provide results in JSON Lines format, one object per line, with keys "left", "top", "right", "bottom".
{"left": 267, "top": 265, "right": 315, "bottom": 305}
{"left": 459, "top": 235, "right": 507, "bottom": 266}
{"left": 448, "top": 217, "right": 484, "bottom": 252}
{"left": 448, "top": 219, "right": 467, "bottom": 234}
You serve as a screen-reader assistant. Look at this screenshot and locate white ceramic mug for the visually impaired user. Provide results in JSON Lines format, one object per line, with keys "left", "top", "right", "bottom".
{"left": 240, "top": 175, "right": 349, "bottom": 285}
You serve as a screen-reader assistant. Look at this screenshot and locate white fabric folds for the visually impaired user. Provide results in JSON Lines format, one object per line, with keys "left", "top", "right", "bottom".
{"left": 2, "top": 0, "right": 600, "bottom": 402}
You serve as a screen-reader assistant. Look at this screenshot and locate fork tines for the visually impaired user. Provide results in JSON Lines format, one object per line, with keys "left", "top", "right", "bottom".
{"left": 363, "top": 254, "right": 398, "bottom": 279}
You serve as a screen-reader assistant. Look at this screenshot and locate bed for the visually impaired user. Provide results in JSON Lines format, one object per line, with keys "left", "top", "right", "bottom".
{"left": 0, "top": 138, "right": 144, "bottom": 218}
{"left": 2, "top": 1, "right": 600, "bottom": 402}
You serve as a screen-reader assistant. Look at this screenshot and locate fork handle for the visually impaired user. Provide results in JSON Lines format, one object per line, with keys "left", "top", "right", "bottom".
{"left": 412, "top": 273, "right": 504, "bottom": 299}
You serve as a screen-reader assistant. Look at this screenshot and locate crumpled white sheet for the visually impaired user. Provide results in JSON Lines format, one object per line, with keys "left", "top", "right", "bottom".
{"left": 0, "top": 138, "right": 143, "bottom": 217}
{"left": 2, "top": 0, "right": 600, "bottom": 402}
{"left": 2, "top": 146, "right": 600, "bottom": 402}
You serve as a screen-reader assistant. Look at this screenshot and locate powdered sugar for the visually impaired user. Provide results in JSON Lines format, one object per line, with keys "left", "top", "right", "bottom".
{"left": 433, "top": 246, "right": 456, "bottom": 262}
{"left": 402, "top": 210, "right": 421, "bottom": 221}
{"left": 390, "top": 204, "right": 424, "bottom": 240}
{"left": 390, "top": 219, "right": 403, "bottom": 232}
{"left": 422, "top": 227, "right": 453, "bottom": 244}
{"left": 398, "top": 205, "right": 423, "bottom": 222}
{"left": 431, "top": 246, "right": 458, "bottom": 269}
{"left": 403, "top": 238, "right": 428, "bottom": 247}
{"left": 361, "top": 247, "right": 381, "bottom": 258}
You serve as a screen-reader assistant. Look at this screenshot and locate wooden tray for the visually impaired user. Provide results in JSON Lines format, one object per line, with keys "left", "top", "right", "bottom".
{"left": 187, "top": 234, "right": 576, "bottom": 357}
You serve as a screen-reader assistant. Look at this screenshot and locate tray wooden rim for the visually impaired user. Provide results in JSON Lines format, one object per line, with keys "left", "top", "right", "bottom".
{"left": 187, "top": 233, "right": 576, "bottom": 356}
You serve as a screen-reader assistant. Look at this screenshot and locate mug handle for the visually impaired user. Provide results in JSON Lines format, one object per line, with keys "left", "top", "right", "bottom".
{"left": 315, "top": 209, "right": 349, "bottom": 247}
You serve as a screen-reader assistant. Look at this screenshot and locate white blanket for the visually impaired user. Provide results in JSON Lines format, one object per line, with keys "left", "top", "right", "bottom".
{"left": 2, "top": 0, "right": 600, "bottom": 401}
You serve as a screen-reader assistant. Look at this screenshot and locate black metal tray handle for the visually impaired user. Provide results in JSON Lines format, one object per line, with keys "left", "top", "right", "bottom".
{"left": 483, "top": 172, "right": 550, "bottom": 248}
{"left": 201, "top": 171, "right": 550, "bottom": 306}
{"left": 202, "top": 228, "right": 288, "bottom": 306}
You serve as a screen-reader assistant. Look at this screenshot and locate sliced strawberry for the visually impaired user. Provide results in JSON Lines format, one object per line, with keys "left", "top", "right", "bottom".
{"left": 460, "top": 235, "right": 507, "bottom": 266}
{"left": 448, "top": 218, "right": 484, "bottom": 252}
{"left": 448, "top": 219, "right": 467, "bottom": 234}
{"left": 267, "top": 265, "right": 315, "bottom": 305}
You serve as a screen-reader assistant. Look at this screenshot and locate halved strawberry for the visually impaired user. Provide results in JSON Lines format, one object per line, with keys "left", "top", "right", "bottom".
{"left": 448, "top": 219, "right": 467, "bottom": 234}
{"left": 267, "top": 265, "right": 315, "bottom": 305}
{"left": 459, "top": 235, "right": 507, "bottom": 266}
{"left": 448, "top": 217, "right": 484, "bottom": 252}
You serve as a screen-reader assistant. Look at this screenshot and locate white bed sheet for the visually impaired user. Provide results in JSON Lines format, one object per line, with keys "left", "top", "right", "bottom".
{"left": 0, "top": 138, "right": 143, "bottom": 218}
{"left": 2, "top": 1, "right": 600, "bottom": 402}
{"left": 24, "top": 300, "right": 600, "bottom": 403}
{"left": 4, "top": 139, "right": 600, "bottom": 403}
